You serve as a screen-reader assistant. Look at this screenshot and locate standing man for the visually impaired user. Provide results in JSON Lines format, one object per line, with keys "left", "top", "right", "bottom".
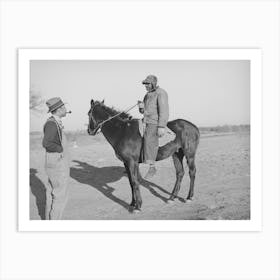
{"left": 138, "top": 75, "right": 169, "bottom": 179}
{"left": 42, "top": 97, "right": 70, "bottom": 220}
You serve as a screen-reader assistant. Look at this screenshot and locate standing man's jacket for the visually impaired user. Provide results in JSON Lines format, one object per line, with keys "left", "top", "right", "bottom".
{"left": 143, "top": 87, "right": 169, "bottom": 127}
{"left": 42, "top": 117, "right": 63, "bottom": 153}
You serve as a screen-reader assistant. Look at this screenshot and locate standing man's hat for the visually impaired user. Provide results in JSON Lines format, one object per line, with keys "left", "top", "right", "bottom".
{"left": 46, "top": 97, "right": 65, "bottom": 113}
{"left": 142, "top": 75, "right": 158, "bottom": 86}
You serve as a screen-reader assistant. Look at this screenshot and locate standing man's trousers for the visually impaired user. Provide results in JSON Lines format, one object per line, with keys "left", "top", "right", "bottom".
{"left": 45, "top": 152, "right": 69, "bottom": 220}
{"left": 143, "top": 123, "right": 159, "bottom": 164}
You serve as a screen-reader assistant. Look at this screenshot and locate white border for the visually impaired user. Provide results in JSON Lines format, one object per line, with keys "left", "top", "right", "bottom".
{"left": 19, "top": 48, "right": 262, "bottom": 232}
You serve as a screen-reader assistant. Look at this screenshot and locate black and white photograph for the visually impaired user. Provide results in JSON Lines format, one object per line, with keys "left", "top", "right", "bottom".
{"left": 30, "top": 59, "right": 250, "bottom": 220}
{"left": 18, "top": 49, "right": 261, "bottom": 230}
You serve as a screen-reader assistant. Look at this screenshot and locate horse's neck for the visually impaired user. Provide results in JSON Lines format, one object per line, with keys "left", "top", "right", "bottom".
{"left": 101, "top": 118, "right": 122, "bottom": 147}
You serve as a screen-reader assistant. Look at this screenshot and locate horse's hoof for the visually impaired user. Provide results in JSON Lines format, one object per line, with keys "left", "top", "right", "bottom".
{"left": 167, "top": 199, "right": 175, "bottom": 204}
{"left": 132, "top": 209, "right": 141, "bottom": 213}
{"left": 186, "top": 198, "right": 193, "bottom": 203}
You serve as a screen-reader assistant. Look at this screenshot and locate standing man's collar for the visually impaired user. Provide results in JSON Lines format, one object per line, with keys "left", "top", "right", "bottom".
{"left": 52, "top": 114, "right": 63, "bottom": 128}
{"left": 52, "top": 114, "right": 61, "bottom": 121}
{"left": 147, "top": 86, "right": 159, "bottom": 93}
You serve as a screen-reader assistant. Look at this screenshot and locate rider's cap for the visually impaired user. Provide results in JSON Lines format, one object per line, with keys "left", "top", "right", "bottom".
{"left": 142, "top": 75, "right": 158, "bottom": 86}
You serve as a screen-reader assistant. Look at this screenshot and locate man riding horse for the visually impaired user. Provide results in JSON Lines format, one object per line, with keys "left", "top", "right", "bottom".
{"left": 139, "top": 75, "right": 169, "bottom": 179}
{"left": 87, "top": 76, "right": 199, "bottom": 212}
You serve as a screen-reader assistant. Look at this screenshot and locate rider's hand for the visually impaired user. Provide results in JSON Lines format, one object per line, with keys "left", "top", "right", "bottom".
{"left": 137, "top": 100, "right": 144, "bottom": 108}
{"left": 138, "top": 101, "right": 144, "bottom": 114}
{"left": 157, "top": 127, "right": 166, "bottom": 137}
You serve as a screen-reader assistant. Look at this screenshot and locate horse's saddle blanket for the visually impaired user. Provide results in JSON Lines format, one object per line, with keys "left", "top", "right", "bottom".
{"left": 138, "top": 119, "right": 146, "bottom": 137}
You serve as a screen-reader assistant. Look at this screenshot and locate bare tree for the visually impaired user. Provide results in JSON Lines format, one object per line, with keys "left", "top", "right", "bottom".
{"left": 30, "top": 89, "right": 44, "bottom": 113}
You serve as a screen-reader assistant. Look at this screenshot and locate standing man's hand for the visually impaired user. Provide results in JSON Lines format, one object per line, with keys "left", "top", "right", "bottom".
{"left": 157, "top": 127, "right": 166, "bottom": 137}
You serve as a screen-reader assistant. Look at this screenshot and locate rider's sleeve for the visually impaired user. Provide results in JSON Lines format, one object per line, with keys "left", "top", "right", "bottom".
{"left": 157, "top": 89, "right": 169, "bottom": 127}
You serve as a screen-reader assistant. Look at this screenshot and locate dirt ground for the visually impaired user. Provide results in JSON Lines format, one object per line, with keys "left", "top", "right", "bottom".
{"left": 29, "top": 132, "right": 250, "bottom": 220}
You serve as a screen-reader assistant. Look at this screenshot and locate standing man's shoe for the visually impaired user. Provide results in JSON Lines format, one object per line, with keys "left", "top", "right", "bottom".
{"left": 144, "top": 166, "right": 157, "bottom": 179}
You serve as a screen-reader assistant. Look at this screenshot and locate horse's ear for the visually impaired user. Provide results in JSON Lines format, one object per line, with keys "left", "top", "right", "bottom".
{"left": 91, "top": 99, "right": 94, "bottom": 106}
{"left": 101, "top": 99, "right": 105, "bottom": 104}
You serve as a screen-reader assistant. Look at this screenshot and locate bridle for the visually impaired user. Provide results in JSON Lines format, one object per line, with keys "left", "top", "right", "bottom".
{"left": 89, "top": 102, "right": 138, "bottom": 135}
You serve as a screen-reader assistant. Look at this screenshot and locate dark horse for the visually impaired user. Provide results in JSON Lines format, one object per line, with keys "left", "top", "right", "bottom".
{"left": 87, "top": 99, "right": 200, "bottom": 212}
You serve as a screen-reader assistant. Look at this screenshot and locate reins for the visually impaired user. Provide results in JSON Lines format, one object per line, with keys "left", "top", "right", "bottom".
{"left": 90, "top": 102, "right": 138, "bottom": 135}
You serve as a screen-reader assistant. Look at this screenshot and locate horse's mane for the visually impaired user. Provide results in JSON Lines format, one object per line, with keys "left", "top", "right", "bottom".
{"left": 98, "top": 102, "right": 132, "bottom": 120}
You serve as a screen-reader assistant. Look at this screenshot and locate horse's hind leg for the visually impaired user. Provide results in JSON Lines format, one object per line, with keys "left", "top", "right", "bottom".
{"left": 168, "top": 149, "right": 185, "bottom": 202}
{"left": 185, "top": 154, "right": 196, "bottom": 202}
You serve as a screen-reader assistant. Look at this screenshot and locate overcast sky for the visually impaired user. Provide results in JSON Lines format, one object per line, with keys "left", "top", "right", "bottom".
{"left": 30, "top": 60, "right": 250, "bottom": 131}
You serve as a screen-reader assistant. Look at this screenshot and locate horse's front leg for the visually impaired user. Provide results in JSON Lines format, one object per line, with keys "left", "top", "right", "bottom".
{"left": 134, "top": 163, "right": 142, "bottom": 210}
{"left": 125, "top": 160, "right": 142, "bottom": 212}
{"left": 124, "top": 163, "right": 136, "bottom": 208}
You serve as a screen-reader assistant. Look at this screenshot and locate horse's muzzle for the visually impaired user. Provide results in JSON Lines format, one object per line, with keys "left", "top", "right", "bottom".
{"left": 87, "top": 128, "right": 98, "bottom": 136}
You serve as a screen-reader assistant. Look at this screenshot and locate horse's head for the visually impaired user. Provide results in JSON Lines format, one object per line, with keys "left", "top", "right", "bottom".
{"left": 88, "top": 99, "right": 133, "bottom": 135}
{"left": 87, "top": 99, "right": 105, "bottom": 135}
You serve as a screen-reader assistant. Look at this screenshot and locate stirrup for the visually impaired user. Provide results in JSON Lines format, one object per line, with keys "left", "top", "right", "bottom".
{"left": 144, "top": 166, "right": 157, "bottom": 179}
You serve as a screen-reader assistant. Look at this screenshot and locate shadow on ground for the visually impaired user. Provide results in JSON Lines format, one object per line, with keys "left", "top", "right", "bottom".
{"left": 30, "top": 168, "right": 46, "bottom": 220}
{"left": 70, "top": 160, "right": 173, "bottom": 211}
